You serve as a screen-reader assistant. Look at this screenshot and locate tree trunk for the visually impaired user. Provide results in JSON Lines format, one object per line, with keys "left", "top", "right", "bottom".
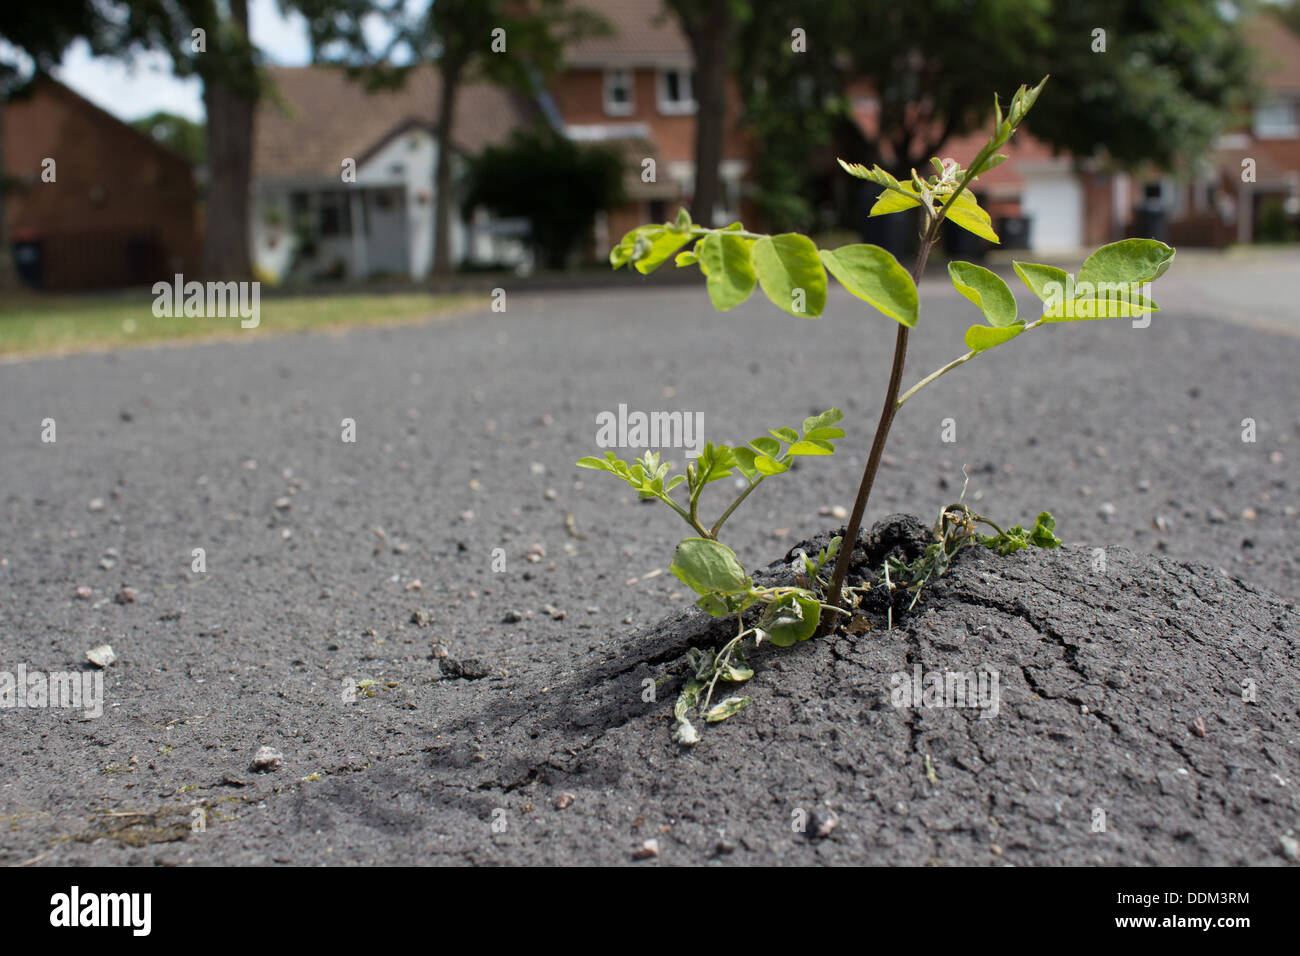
{"left": 685, "top": 0, "right": 731, "bottom": 227}
{"left": 201, "top": 0, "right": 254, "bottom": 280}
{"left": 432, "top": 62, "right": 463, "bottom": 278}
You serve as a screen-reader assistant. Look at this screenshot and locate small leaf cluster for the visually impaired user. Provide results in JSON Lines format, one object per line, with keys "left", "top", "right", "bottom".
{"left": 949, "top": 239, "right": 1175, "bottom": 354}
{"left": 980, "top": 512, "right": 1062, "bottom": 555}
{"left": 577, "top": 408, "right": 844, "bottom": 541}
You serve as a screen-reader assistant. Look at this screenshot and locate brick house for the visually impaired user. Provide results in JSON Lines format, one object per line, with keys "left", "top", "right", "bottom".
{"left": 3, "top": 77, "right": 198, "bottom": 290}
{"left": 1166, "top": 12, "right": 1300, "bottom": 246}
{"left": 551, "top": 0, "right": 756, "bottom": 253}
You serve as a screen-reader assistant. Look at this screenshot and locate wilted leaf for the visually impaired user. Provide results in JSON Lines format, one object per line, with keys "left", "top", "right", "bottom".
{"left": 704, "top": 696, "right": 753, "bottom": 723}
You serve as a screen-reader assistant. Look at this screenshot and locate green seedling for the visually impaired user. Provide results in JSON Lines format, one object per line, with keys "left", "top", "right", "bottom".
{"left": 582, "top": 77, "right": 1173, "bottom": 742}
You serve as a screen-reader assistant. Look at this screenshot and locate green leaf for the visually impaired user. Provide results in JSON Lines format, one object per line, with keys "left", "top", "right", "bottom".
{"left": 675, "top": 250, "right": 698, "bottom": 267}
{"left": 820, "top": 244, "right": 918, "bottom": 327}
{"left": 730, "top": 447, "right": 759, "bottom": 482}
{"left": 1043, "top": 290, "right": 1160, "bottom": 322}
{"left": 609, "top": 225, "right": 658, "bottom": 269}
{"left": 1076, "top": 238, "right": 1175, "bottom": 286}
{"left": 1012, "top": 261, "right": 1070, "bottom": 301}
{"left": 670, "top": 538, "right": 751, "bottom": 596}
{"left": 1029, "top": 511, "right": 1061, "bottom": 549}
{"left": 787, "top": 439, "right": 834, "bottom": 456}
{"left": 944, "top": 191, "right": 999, "bottom": 244}
{"left": 696, "top": 232, "right": 757, "bottom": 311}
{"left": 964, "top": 323, "right": 1025, "bottom": 352}
{"left": 575, "top": 456, "right": 610, "bottom": 472}
{"left": 948, "top": 261, "right": 1017, "bottom": 327}
{"left": 752, "top": 234, "right": 827, "bottom": 317}
{"left": 801, "top": 408, "right": 843, "bottom": 434}
{"left": 672, "top": 206, "right": 693, "bottom": 232}
{"left": 754, "top": 454, "right": 789, "bottom": 476}
{"left": 704, "top": 696, "right": 752, "bottom": 723}
{"left": 749, "top": 436, "right": 781, "bottom": 458}
{"left": 634, "top": 228, "right": 692, "bottom": 275}
{"left": 695, "top": 593, "right": 731, "bottom": 617}
{"left": 759, "top": 594, "right": 820, "bottom": 647}
{"left": 804, "top": 427, "right": 845, "bottom": 440}
{"left": 769, "top": 427, "right": 799, "bottom": 444}
{"left": 869, "top": 184, "right": 923, "bottom": 217}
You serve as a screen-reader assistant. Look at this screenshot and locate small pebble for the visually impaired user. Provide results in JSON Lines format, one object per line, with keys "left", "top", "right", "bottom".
{"left": 404, "top": 579, "right": 422, "bottom": 592}
{"left": 555, "top": 792, "right": 575, "bottom": 810}
{"left": 113, "top": 586, "right": 137, "bottom": 604}
{"left": 75, "top": 586, "right": 93, "bottom": 600}
{"left": 632, "top": 839, "right": 659, "bottom": 860}
{"left": 1281, "top": 834, "right": 1299, "bottom": 861}
{"left": 86, "top": 644, "right": 117, "bottom": 668}
{"left": 88, "top": 498, "right": 105, "bottom": 512}
{"left": 251, "top": 746, "right": 283, "bottom": 772}
{"left": 811, "top": 808, "right": 839, "bottom": 839}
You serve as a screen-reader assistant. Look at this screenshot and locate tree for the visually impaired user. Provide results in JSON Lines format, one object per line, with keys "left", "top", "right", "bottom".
{"left": 463, "top": 126, "right": 624, "bottom": 269}
{"left": 315, "top": 0, "right": 606, "bottom": 277}
{"left": 104, "top": 1, "right": 261, "bottom": 279}
{"left": 664, "top": 0, "right": 735, "bottom": 228}
{"left": 132, "top": 111, "right": 208, "bottom": 169}
{"left": 0, "top": 1, "right": 106, "bottom": 290}
{"left": 735, "top": 0, "right": 1253, "bottom": 229}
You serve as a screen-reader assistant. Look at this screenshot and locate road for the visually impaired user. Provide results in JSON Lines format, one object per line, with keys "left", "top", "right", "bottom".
{"left": 1, "top": 251, "right": 1297, "bottom": 863}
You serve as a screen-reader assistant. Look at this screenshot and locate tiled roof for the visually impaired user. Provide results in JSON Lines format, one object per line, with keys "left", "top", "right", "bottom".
{"left": 253, "top": 65, "right": 537, "bottom": 182}
{"left": 1245, "top": 13, "right": 1300, "bottom": 92}
{"left": 566, "top": 0, "right": 691, "bottom": 68}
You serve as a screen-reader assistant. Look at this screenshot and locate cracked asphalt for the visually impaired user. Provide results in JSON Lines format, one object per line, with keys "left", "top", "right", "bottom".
{"left": 1, "top": 247, "right": 1297, "bottom": 864}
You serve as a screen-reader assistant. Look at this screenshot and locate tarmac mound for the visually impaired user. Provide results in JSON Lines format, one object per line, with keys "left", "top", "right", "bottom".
{"left": 421, "top": 516, "right": 1300, "bottom": 865}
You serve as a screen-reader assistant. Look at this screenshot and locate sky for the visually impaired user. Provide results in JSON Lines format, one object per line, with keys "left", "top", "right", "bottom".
{"left": 51, "top": 0, "right": 337, "bottom": 123}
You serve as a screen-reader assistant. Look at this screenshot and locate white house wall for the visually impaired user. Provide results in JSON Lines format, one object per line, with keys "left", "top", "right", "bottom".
{"left": 251, "top": 126, "right": 469, "bottom": 283}
{"left": 357, "top": 128, "right": 467, "bottom": 279}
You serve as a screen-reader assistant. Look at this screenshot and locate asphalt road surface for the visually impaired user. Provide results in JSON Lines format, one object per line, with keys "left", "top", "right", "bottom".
{"left": 1, "top": 252, "right": 1297, "bottom": 864}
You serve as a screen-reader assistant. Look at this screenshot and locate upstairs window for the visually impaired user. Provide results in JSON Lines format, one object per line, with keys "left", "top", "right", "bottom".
{"left": 603, "top": 69, "right": 634, "bottom": 117}
{"left": 1253, "top": 97, "right": 1298, "bottom": 140}
{"left": 657, "top": 68, "right": 696, "bottom": 115}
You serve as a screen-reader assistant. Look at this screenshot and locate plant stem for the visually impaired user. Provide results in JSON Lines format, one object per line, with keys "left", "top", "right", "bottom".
{"left": 710, "top": 476, "right": 764, "bottom": 537}
{"left": 895, "top": 350, "right": 975, "bottom": 409}
{"left": 826, "top": 220, "right": 939, "bottom": 609}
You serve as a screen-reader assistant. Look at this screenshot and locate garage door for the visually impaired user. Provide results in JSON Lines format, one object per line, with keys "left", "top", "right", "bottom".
{"left": 1021, "top": 172, "right": 1083, "bottom": 252}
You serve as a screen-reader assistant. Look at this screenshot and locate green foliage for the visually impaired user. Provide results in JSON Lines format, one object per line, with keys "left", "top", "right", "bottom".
{"left": 588, "top": 78, "right": 1179, "bottom": 744}
{"left": 980, "top": 512, "right": 1062, "bottom": 556}
{"left": 464, "top": 127, "right": 624, "bottom": 270}
{"left": 132, "top": 111, "right": 207, "bottom": 167}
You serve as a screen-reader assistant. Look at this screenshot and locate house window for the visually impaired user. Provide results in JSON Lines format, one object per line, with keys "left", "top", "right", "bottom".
{"left": 1253, "top": 97, "right": 1298, "bottom": 140}
{"left": 657, "top": 68, "right": 696, "bottom": 115}
{"left": 604, "top": 69, "right": 634, "bottom": 117}
{"left": 318, "top": 191, "right": 354, "bottom": 237}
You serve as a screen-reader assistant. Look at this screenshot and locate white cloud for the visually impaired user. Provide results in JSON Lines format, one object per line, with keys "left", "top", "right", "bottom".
{"left": 52, "top": 0, "right": 314, "bottom": 124}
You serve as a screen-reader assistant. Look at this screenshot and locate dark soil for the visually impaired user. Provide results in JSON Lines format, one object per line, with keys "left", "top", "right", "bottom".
{"left": 392, "top": 515, "right": 1299, "bottom": 865}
